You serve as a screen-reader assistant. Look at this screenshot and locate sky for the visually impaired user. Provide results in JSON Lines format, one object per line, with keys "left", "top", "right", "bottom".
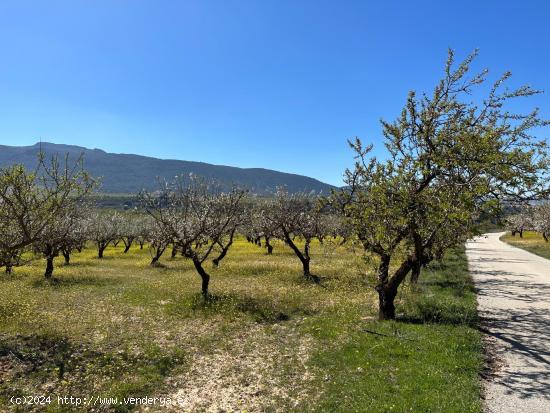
{"left": 0, "top": 0, "right": 548, "bottom": 186}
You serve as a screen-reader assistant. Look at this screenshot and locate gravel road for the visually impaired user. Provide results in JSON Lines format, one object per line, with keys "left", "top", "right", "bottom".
{"left": 466, "top": 232, "right": 550, "bottom": 413}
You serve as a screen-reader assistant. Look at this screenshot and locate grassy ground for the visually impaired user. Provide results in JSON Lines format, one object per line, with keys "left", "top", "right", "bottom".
{"left": 501, "top": 231, "right": 550, "bottom": 260}
{"left": 0, "top": 239, "right": 482, "bottom": 412}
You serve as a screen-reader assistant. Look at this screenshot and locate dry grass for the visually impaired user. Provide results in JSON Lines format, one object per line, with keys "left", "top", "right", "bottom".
{"left": 500, "top": 231, "right": 550, "bottom": 260}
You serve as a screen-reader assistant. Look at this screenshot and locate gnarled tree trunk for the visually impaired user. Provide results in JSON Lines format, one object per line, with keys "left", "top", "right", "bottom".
{"left": 377, "top": 286, "right": 397, "bottom": 320}
{"left": 376, "top": 254, "right": 414, "bottom": 320}
{"left": 45, "top": 256, "right": 54, "bottom": 278}
{"left": 212, "top": 229, "right": 236, "bottom": 267}
{"left": 192, "top": 257, "right": 210, "bottom": 297}
{"left": 123, "top": 237, "right": 134, "bottom": 253}
{"left": 283, "top": 231, "right": 318, "bottom": 282}
{"left": 97, "top": 240, "right": 109, "bottom": 258}
{"left": 150, "top": 244, "right": 167, "bottom": 266}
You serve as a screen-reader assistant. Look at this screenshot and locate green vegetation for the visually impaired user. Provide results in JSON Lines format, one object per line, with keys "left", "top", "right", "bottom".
{"left": 307, "top": 248, "right": 482, "bottom": 413}
{"left": 0, "top": 240, "right": 482, "bottom": 412}
{"left": 337, "top": 49, "right": 549, "bottom": 320}
{"left": 501, "top": 231, "right": 550, "bottom": 260}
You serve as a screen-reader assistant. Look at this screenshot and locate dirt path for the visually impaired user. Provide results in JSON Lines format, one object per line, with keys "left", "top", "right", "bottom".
{"left": 466, "top": 232, "right": 550, "bottom": 413}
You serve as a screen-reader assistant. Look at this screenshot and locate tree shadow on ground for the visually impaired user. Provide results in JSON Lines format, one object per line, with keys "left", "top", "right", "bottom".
{"left": 30, "top": 275, "right": 121, "bottom": 289}
{"left": 0, "top": 333, "right": 77, "bottom": 380}
{"left": 397, "top": 273, "right": 478, "bottom": 327}
{"left": 469, "top": 252, "right": 550, "bottom": 401}
{"left": 0, "top": 332, "right": 187, "bottom": 402}
{"left": 476, "top": 309, "right": 550, "bottom": 401}
{"left": 184, "top": 292, "right": 314, "bottom": 323}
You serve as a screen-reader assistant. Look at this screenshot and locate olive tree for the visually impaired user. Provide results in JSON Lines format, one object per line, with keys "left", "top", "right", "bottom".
{"left": 141, "top": 177, "right": 246, "bottom": 296}
{"left": 336, "top": 50, "right": 549, "bottom": 320}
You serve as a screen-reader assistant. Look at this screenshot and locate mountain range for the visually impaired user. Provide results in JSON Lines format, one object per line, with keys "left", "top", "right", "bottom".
{"left": 0, "top": 142, "right": 335, "bottom": 195}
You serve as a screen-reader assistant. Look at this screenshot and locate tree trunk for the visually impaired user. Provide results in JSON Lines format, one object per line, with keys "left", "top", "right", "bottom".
{"left": 378, "top": 286, "right": 397, "bottom": 320}
{"left": 519, "top": 230, "right": 523, "bottom": 238}
{"left": 410, "top": 259, "right": 422, "bottom": 284}
{"left": 302, "top": 257, "right": 311, "bottom": 277}
{"left": 376, "top": 255, "right": 414, "bottom": 320}
{"left": 150, "top": 244, "right": 167, "bottom": 266}
{"left": 303, "top": 240, "right": 311, "bottom": 277}
{"left": 171, "top": 244, "right": 178, "bottom": 258}
{"left": 375, "top": 254, "right": 393, "bottom": 320}
{"left": 212, "top": 231, "right": 235, "bottom": 267}
{"left": 45, "top": 256, "right": 54, "bottom": 278}
{"left": 62, "top": 250, "right": 70, "bottom": 265}
{"left": 543, "top": 233, "right": 549, "bottom": 242}
{"left": 192, "top": 257, "right": 210, "bottom": 297}
{"left": 5, "top": 263, "right": 12, "bottom": 274}
{"left": 283, "top": 233, "right": 319, "bottom": 283}
{"left": 265, "top": 237, "right": 273, "bottom": 255}
{"left": 98, "top": 244, "right": 106, "bottom": 259}
{"left": 123, "top": 238, "right": 133, "bottom": 253}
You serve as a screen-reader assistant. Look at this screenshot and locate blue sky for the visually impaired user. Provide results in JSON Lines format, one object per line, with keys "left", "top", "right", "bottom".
{"left": 0, "top": 0, "right": 548, "bottom": 185}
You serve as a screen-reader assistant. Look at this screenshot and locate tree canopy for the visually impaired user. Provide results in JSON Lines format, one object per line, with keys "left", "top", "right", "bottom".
{"left": 336, "top": 49, "right": 549, "bottom": 319}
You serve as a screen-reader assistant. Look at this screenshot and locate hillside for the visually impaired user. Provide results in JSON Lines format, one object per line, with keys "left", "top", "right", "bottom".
{"left": 0, "top": 142, "right": 335, "bottom": 194}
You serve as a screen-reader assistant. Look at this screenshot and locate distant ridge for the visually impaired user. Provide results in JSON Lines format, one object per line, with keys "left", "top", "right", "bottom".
{"left": 0, "top": 142, "right": 335, "bottom": 195}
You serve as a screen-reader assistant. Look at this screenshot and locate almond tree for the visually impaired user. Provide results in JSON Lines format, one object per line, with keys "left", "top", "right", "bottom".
{"left": 337, "top": 50, "right": 549, "bottom": 319}
{"left": 0, "top": 154, "right": 93, "bottom": 273}
{"left": 211, "top": 216, "right": 241, "bottom": 267}
{"left": 531, "top": 203, "right": 550, "bottom": 241}
{"left": 507, "top": 209, "right": 534, "bottom": 238}
{"left": 0, "top": 226, "right": 22, "bottom": 274}
{"left": 33, "top": 207, "right": 88, "bottom": 278}
{"left": 136, "top": 216, "right": 153, "bottom": 249}
{"left": 119, "top": 212, "right": 143, "bottom": 253}
{"left": 141, "top": 177, "right": 246, "bottom": 297}
{"left": 148, "top": 223, "right": 172, "bottom": 266}
{"left": 88, "top": 211, "right": 123, "bottom": 258}
{"left": 245, "top": 203, "right": 278, "bottom": 254}
{"left": 60, "top": 212, "right": 90, "bottom": 264}
{"left": 265, "top": 189, "right": 328, "bottom": 282}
